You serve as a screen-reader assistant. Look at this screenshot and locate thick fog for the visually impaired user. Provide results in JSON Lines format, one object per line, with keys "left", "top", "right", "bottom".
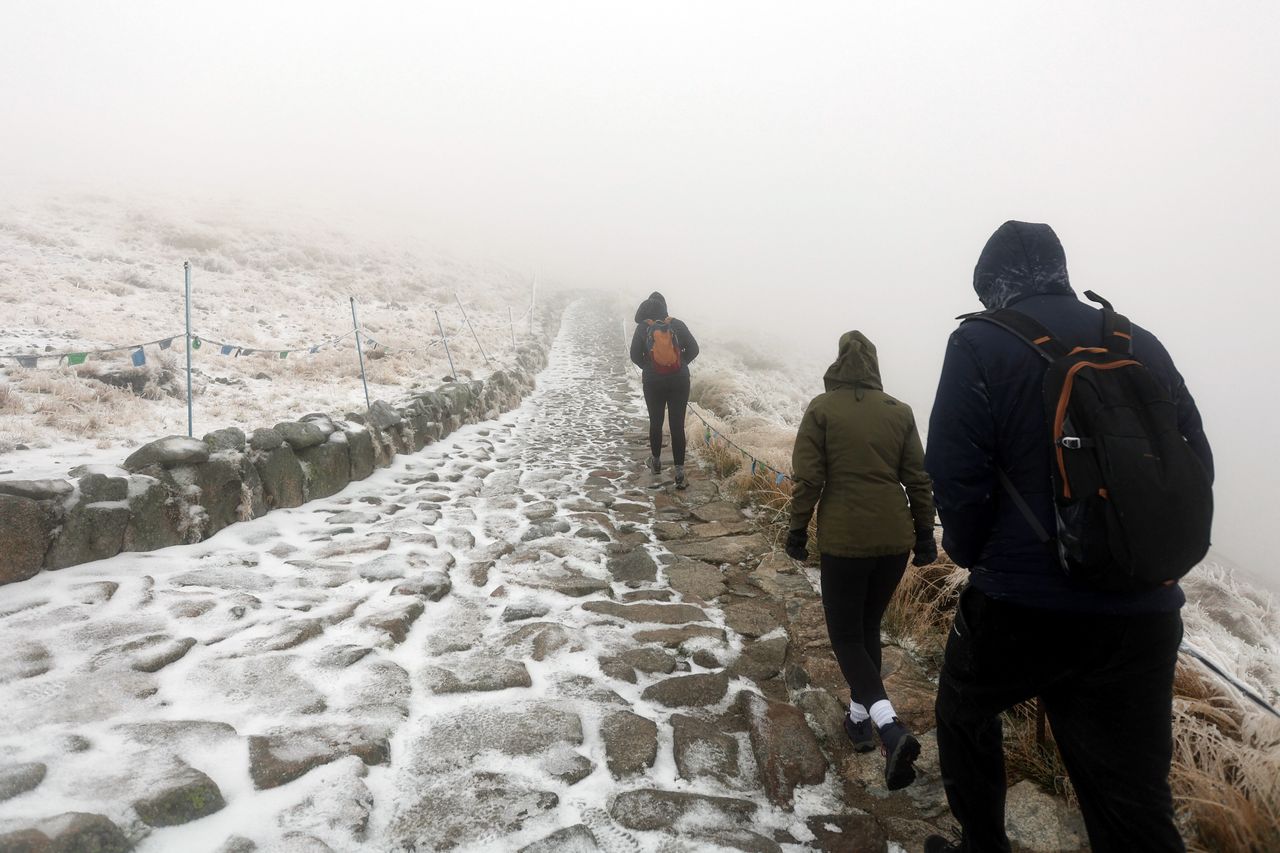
{"left": 2, "top": 1, "right": 1277, "bottom": 583}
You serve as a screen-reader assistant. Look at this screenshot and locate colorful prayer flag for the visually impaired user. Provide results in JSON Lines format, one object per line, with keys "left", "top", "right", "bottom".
{"left": 131, "top": 347, "right": 146, "bottom": 366}
{"left": 17, "top": 356, "right": 37, "bottom": 368}
{"left": 776, "top": 472, "right": 785, "bottom": 485}
{"left": 240, "top": 348, "right": 254, "bottom": 356}
{"left": 279, "top": 351, "right": 288, "bottom": 359}
{"left": 220, "top": 344, "right": 234, "bottom": 355}
{"left": 66, "top": 352, "right": 87, "bottom": 365}
{"left": 191, "top": 337, "right": 202, "bottom": 350}
{"left": 309, "top": 345, "right": 320, "bottom": 354}
{"left": 159, "top": 337, "right": 173, "bottom": 350}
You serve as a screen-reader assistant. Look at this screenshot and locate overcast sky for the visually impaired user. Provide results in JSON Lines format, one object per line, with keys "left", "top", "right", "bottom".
{"left": 2, "top": 1, "right": 1277, "bottom": 583}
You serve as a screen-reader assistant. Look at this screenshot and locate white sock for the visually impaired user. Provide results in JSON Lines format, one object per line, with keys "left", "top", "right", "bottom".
{"left": 848, "top": 701, "right": 870, "bottom": 722}
{"left": 869, "top": 699, "right": 898, "bottom": 729}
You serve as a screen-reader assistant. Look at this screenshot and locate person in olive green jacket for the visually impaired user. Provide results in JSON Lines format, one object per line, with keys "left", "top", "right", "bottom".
{"left": 786, "top": 330, "right": 938, "bottom": 791}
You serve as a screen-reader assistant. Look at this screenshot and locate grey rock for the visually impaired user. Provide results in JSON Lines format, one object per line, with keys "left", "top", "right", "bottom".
{"left": 363, "top": 600, "right": 425, "bottom": 646}
{"left": 504, "top": 622, "right": 574, "bottom": 661}
{"left": 641, "top": 672, "right": 731, "bottom": 708}
{"left": 45, "top": 501, "right": 131, "bottom": 570}
{"left": 215, "top": 836, "right": 258, "bottom": 853}
{"left": 0, "top": 762, "right": 46, "bottom": 802}
{"left": 672, "top": 714, "right": 740, "bottom": 782}
{"left": 581, "top": 600, "right": 710, "bottom": 625}
{"left": 606, "top": 548, "right": 658, "bottom": 583}
{"left": 729, "top": 636, "right": 789, "bottom": 683}
{"left": 502, "top": 600, "right": 550, "bottom": 622}
{"left": 691, "top": 500, "right": 746, "bottom": 524}
{"left": 316, "top": 644, "right": 374, "bottom": 669}
{"left": 392, "top": 570, "right": 451, "bottom": 601}
{"left": 121, "top": 475, "right": 184, "bottom": 552}
{"left": 723, "top": 599, "right": 785, "bottom": 639}
{"left": 0, "top": 812, "right": 132, "bottom": 853}
{"left": 249, "top": 427, "right": 284, "bottom": 451}
{"left": 600, "top": 711, "right": 658, "bottom": 778}
{"left": 274, "top": 420, "right": 328, "bottom": 450}
{"left": 422, "top": 658, "right": 531, "bottom": 693}
{"left": 248, "top": 725, "right": 390, "bottom": 789}
{"left": 415, "top": 704, "right": 583, "bottom": 766}
{"left": 194, "top": 453, "right": 247, "bottom": 537}
{"left": 0, "top": 478, "right": 74, "bottom": 501}
{"left": 124, "top": 435, "right": 211, "bottom": 470}
{"left": 609, "top": 788, "right": 756, "bottom": 832}
{"left": 296, "top": 439, "right": 351, "bottom": 500}
{"left": 389, "top": 771, "right": 557, "bottom": 849}
{"left": 666, "top": 559, "right": 728, "bottom": 600}
{"left": 0, "top": 494, "right": 55, "bottom": 584}
{"left": 254, "top": 443, "right": 307, "bottom": 510}
{"left": 618, "top": 646, "right": 678, "bottom": 675}
{"left": 132, "top": 762, "right": 226, "bottom": 826}
{"left": 805, "top": 813, "right": 889, "bottom": 853}
{"left": 1004, "top": 779, "right": 1089, "bottom": 851}
{"left": 345, "top": 428, "right": 376, "bottom": 481}
{"left": 367, "top": 400, "right": 403, "bottom": 430}
{"left": 131, "top": 636, "right": 197, "bottom": 672}
{"left": 668, "top": 533, "right": 770, "bottom": 565}
{"left": 632, "top": 625, "right": 727, "bottom": 648}
{"left": 77, "top": 472, "right": 128, "bottom": 503}
{"left": 519, "top": 824, "right": 600, "bottom": 853}
{"left": 743, "top": 692, "right": 827, "bottom": 805}
{"left": 203, "top": 427, "right": 247, "bottom": 452}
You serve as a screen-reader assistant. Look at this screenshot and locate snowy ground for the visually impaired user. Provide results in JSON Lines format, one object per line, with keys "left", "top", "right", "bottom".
{"left": 0, "top": 300, "right": 857, "bottom": 852}
{"left": 0, "top": 193, "right": 537, "bottom": 467}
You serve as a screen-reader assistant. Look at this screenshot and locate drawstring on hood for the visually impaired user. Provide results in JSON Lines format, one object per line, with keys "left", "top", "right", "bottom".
{"left": 973, "top": 221, "right": 1074, "bottom": 309}
{"left": 823, "top": 331, "right": 883, "bottom": 400}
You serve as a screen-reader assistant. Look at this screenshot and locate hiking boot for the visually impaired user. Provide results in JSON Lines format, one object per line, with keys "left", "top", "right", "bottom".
{"left": 647, "top": 455, "right": 661, "bottom": 474}
{"left": 923, "top": 836, "right": 960, "bottom": 853}
{"left": 878, "top": 718, "right": 921, "bottom": 791}
{"left": 673, "top": 465, "right": 687, "bottom": 489}
{"left": 843, "top": 712, "right": 876, "bottom": 753}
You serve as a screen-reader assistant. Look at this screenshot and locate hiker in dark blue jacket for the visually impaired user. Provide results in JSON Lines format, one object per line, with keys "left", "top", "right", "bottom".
{"left": 923, "top": 221, "right": 1212, "bottom": 853}
{"left": 629, "top": 292, "right": 699, "bottom": 489}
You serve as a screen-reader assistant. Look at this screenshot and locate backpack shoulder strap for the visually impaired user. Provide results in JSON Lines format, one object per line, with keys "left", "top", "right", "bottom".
{"left": 1084, "top": 290, "right": 1133, "bottom": 356}
{"left": 961, "top": 309, "right": 1068, "bottom": 362}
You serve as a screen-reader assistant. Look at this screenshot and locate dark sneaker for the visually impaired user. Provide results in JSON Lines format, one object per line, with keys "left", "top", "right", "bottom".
{"left": 674, "top": 465, "right": 687, "bottom": 490}
{"left": 879, "top": 719, "right": 921, "bottom": 790}
{"left": 843, "top": 713, "right": 876, "bottom": 753}
{"left": 923, "top": 835, "right": 960, "bottom": 853}
{"left": 647, "top": 455, "right": 661, "bottom": 474}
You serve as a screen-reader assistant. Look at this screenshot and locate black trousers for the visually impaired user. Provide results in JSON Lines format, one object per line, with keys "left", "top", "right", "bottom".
{"left": 642, "top": 373, "right": 690, "bottom": 466}
{"left": 936, "top": 586, "right": 1185, "bottom": 853}
{"left": 820, "top": 553, "right": 908, "bottom": 707}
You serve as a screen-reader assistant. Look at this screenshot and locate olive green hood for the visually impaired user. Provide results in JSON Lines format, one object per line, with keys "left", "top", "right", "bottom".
{"left": 823, "top": 331, "right": 883, "bottom": 398}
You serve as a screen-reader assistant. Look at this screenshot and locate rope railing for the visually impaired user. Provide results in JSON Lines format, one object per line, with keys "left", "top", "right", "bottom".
{"left": 687, "top": 402, "right": 794, "bottom": 486}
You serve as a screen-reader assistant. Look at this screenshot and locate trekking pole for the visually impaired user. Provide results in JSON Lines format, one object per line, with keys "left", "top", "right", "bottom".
{"left": 436, "top": 309, "right": 458, "bottom": 382}
{"left": 454, "top": 292, "right": 491, "bottom": 366}
{"left": 350, "top": 297, "right": 372, "bottom": 412}
{"left": 183, "top": 261, "right": 194, "bottom": 437}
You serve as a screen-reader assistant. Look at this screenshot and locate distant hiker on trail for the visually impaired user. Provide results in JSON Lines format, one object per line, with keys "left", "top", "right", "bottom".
{"left": 629, "top": 292, "right": 699, "bottom": 489}
{"left": 785, "top": 330, "right": 937, "bottom": 791}
{"left": 923, "top": 221, "right": 1214, "bottom": 853}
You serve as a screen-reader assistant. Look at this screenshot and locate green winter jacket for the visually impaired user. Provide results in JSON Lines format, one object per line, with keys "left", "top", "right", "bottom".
{"left": 789, "top": 331, "right": 935, "bottom": 558}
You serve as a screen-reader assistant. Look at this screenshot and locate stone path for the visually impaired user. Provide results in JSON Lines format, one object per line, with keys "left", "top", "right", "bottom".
{"left": 0, "top": 298, "right": 1047, "bottom": 852}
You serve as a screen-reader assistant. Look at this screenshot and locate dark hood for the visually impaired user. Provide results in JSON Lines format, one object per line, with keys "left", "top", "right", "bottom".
{"left": 823, "top": 331, "right": 883, "bottom": 398}
{"left": 635, "top": 293, "right": 668, "bottom": 323}
{"left": 973, "top": 221, "right": 1074, "bottom": 309}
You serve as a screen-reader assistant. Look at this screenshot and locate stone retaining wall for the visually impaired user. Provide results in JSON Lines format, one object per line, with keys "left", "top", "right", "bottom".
{"left": 0, "top": 343, "right": 550, "bottom": 587}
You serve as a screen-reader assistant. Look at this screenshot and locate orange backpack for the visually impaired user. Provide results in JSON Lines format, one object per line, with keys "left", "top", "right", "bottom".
{"left": 645, "top": 317, "right": 683, "bottom": 375}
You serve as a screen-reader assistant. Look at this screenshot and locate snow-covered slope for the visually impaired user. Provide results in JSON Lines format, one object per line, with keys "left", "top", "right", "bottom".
{"left": 0, "top": 193, "right": 537, "bottom": 476}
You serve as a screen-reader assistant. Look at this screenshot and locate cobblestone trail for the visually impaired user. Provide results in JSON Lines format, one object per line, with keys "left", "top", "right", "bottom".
{"left": 1, "top": 298, "right": 1042, "bottom": 852}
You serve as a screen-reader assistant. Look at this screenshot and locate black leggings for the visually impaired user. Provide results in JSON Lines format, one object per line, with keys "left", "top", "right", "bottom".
{"left": 642, "top": 374, "right": 690, "bottom": 465}
{"left": 820, "top": 552, "right": 909, "bottom": 707}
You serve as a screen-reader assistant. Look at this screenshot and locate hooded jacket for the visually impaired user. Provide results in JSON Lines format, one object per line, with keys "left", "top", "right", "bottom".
{"left": 629, "top": 292, "right": 699, "bottom": 379}
{"left": 790, "top": 331, "right": 934, "bottom": 558}
{"left": 926, "top": 221, "right": 1213, "bottom": 613}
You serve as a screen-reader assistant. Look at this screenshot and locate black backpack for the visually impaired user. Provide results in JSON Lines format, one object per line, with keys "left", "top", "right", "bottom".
{"left": 964, "top": 292, "right": 1213, "bottom": 592}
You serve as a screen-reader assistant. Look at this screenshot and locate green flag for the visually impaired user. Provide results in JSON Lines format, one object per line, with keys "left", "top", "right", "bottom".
{"left": 279, "top": 351, "right": 288, "bottom": 359}
{"left": 66, "top": 353, "right": 87, "bottom": 365}
{"left": 192, "top": 337, "right": 202, "bottom": 350}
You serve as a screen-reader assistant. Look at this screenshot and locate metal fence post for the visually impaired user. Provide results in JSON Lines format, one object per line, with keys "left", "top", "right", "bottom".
{"left": 436, "top": 309, "right": 458, "bottom": 382}
{"left": 509, "top": 306, "right": 516, "bottom": 348}
{"left": 454, "top": 293, "right": 491, "bottom": 366}
{"left": 184, "top": 261, "right": 193, "bottom": 437}
{"left": 350, "top": 297, "right": 372, "bottom": 412}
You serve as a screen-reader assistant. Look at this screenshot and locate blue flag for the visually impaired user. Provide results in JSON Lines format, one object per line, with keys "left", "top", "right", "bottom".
{"left": 131, "top": 347, "right": 146, "bottom": 367}
{"left": 220, "top": 344, "right": 234, "bottom": 355}
{"left": 776, "top": 472, "right": 785, "bottom": 485}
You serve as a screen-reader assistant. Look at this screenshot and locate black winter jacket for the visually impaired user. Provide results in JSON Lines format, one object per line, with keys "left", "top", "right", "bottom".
{"left": 925, "top": 222, "right": 1213, "bottom": 614}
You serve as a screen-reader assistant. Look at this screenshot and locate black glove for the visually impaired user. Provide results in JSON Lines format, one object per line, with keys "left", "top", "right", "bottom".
{"left": 785, "top": 528, "right": 808, "bottom": 561}
{"left": 912, "top": 528, "right": 938, "bottom": 567}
